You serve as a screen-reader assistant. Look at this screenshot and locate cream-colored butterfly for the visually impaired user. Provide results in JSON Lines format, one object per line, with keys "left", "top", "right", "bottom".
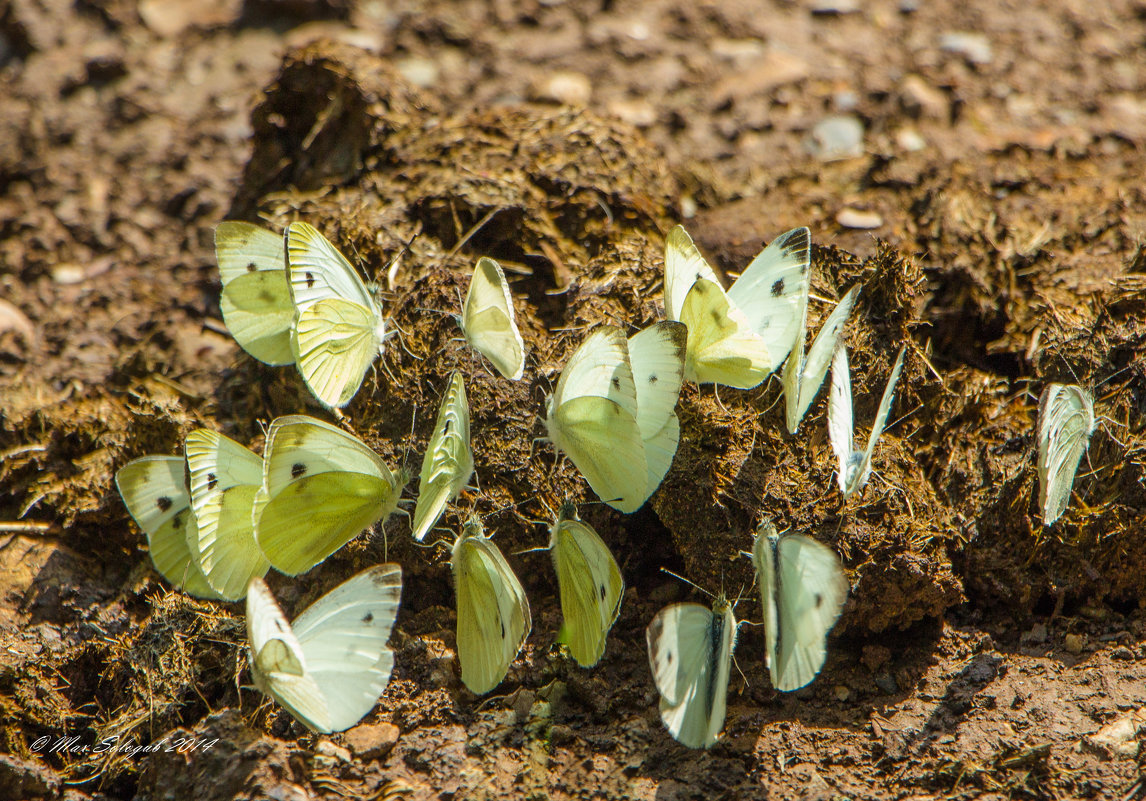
{"left": 544, "top": 322, "right": 686, "bottom": 513}
{"left": 286, "top": 222, "right": 387, "bottom": 409}
{"left": 1037, "top": 383, "right": 1096, "bottom": 526}
{"left": 246, "top": 564, "right": 402, "bottom": 733}
{"left": 547, "top": 502, "right": 624, "bottom": 667}
{"left": 646, "top": 594, "right": 738, "bottom": 749}
{"left": 451, "top": 516, "right": 531, "bottom": 695}
{"left": 115, "top": 455, "right": 219, "bottom": 599}
{"left": 254, "top": 416, "right": 409, "bottom": 576}
{"left": 214, "top": 221, "right": 295, "bottom": 366}
{"left": 828, "top": 345, "right": 906, "bottom": 499}
{"left": 458, "top": 257, "right": 525, "bottom": 380}
{"left": 664, "top": 224, "right": 811, "bottom": 389}
{"left": 751, "top": 518, "right": 848, "bottom": 692}
{"left": 782, "top": 285, "right": 861, "bottom": 434}
{"left": 184, "top": 429, "right": 270, "bottom": 600}
{"left": 411, "top": 372, "right": 474, "bottom": 541}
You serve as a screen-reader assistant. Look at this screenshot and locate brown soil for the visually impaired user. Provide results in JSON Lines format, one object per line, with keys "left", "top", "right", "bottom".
{"left": 2, "top": 1, "right": 1145, "bottom": 799}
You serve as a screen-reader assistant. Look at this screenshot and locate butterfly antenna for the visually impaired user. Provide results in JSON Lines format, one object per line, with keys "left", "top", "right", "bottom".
{"left": 713, "top": 385, "right": 731, "bottom": 415}
{"left": 659, "top": 567, "right": 715, "bottom": 600}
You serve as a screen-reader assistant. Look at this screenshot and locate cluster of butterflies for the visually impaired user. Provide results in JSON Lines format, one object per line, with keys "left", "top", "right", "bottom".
{"left": 115, "top": 218, "right": 1100, "bottom": 748}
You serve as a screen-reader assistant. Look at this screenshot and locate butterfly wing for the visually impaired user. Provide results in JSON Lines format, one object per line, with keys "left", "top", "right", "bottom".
{"left": 546, "top": 327, "right": 647, "bottom": 513}
{"left": 256, "top": 416, "right": 409, "bottom": 575}
{"left": 412, "top": 372, "right": 475, "bottom": 541}
{"left": 214, "top": 222, "right": 295, "bottom": 365}
{"left": 725, "top": 227, "right": 811, "bottom": 368}
{"left": 855, "top": 346, "right": 907, "bottom": 493}
{"left": 627, "top": 321, "right": 687, "bottom": 441}
{"left": 784, "top": 285, "right": 862, "bottom": 434}
{"left": 292, "top": 297, "right": 383, "bottom": 409}
{"left": 462, "top": 257, "right": 525, "bottom": 380}
{"left": 664, "top": 225, "right": 722, "bottom": 323}
{"left": 246, "top": 576, "right": 332, "bottom": 732}
{"left": 641, "top": 413, "right": 680, "bottom": 503}
{"left": 451, "top": 523, "right": 532, "bottom": 695}
{"left": 184, "top": 430, "right": 269, "bottom": 600}
{"left": 285, "top": 222, "right": 377, "bottom": 312}
{"left": 771, "top": 534, "right": 848, "bottom": 692}
{"left": 1037, "top": 384, "right": 1096, "bottom": 525}
{"left": 678, "top": 279, "right": 773, "bottom": 388}
{"left": 827, "top": 344, "right": 856, "bottom": 495}
{"left": 550, "top": 508, "right": 624, "bottom": 667}
{"left": 290, "top": 564, "right": 402, "bottom": 732}
{"left": 115, "top": 456, "right": 219, "bottom": 599}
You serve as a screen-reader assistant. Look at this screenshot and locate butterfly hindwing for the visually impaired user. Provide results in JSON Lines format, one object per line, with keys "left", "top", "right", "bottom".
{"left": 214, "top": 221, "right": 295, "bottom": 365}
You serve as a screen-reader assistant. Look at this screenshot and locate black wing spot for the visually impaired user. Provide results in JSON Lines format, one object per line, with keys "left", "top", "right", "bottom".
{"left": 667, "top": 650, "right": 673, "bottom": 664}
{"left": 246, "top": 261, "right": 257, "bottom": 272}
{"left": 291, "top": 463, "right": 307, "bottom": 479}
{"left": 695, "top": 272, "right": 703, "bottom": 282}
{"left": 801, "top": 262, "right": 808, "bottom": 275}
{"left": 611, "top": 377, "right": 621, "bottom": 390}
{"left": 172, "top": 513, "right": 184, "bottom": 530}
{"left": 649, "top": 374, "right": 658, "bottom": 384}
{"left": 206, "top": 473, "right": 218, "bottom": 491}
{"left": 156, "top": 496, "right": 173, "bottom": 512}
{"left": 363, "top": 611, "right": 374, "bottom": 624}
{"left": 771, "top": 278, "right": 785, "bottom": 297}
{"left": 500, "top": 618, "right": 506, "bottom": 638}
{"left": 599, "top": 584, "right": 606, "bottom": 601}
{"left": 711, "top": 309, "right": 724, "bottom": 324}
{"left": 814, "top": 593, "right": 824, "bottom": 609}
{"left": 305, "top": 271, "right": 315, "bottom": 288}
{"left": 274, "top": 619, "right": 284, "bottom": 631}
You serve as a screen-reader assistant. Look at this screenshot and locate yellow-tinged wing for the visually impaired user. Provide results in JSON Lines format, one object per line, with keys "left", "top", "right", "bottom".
{"left": 461, "top": 257, "right": 525, "bottom": 380}
{"left": 215, "top": 221, "right": 295, "bottom": 365}
{"left": 292, "top": 298, "right": 383, "bottom": 410}
{"left": 550, "top": 504, "right": 623, "bottom": 667}
{"left": 412, "top": 372, "right": 474, "bottom": 541}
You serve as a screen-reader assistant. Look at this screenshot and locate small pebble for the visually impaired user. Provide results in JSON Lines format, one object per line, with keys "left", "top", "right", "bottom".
{"left": 874, "top": 673, "right": 899, "bottom": 694}
{"left": 396, "top": 56, "right": 439, "bottom": 88}
{"left": 533, "top": 71, "right": 592, "bottom": 106}
{"left": 896, "top": 127, "right": 927, "bottom": 151}
{"left": 810, "top": 0, "right": 860, "bottom": 14}
{"left": 1064, "top": 633, "right": 1086, "bottom": 654}
{"left": 805, "top": 115, "right": 864, "bottom": 161}
{"left": 939, "top": 32, "right": 993, "bottom": 66}
{"left": 832, "top": 685, "right": 850, "bottom": 702}
{"left": 836, "top": 207, "right": 883, "bottom": 229}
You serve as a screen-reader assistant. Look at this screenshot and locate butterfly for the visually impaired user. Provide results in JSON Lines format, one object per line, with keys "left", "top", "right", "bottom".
{"left": 544, "top": 322, "right": 686, "bottom": 513}
{"left": 664, "top": 224, "right": 811, "bottom": 389}
{"left": 286, "top": 222, "right": 387, "bottom": 409}
{"left": 254, "top": 415, "right": 409, "bottom": 576}
{"left": 411, "top": 372, "right": 474, "bottom": 541}
{"left": 750, "top": 518, "right": 848, "bottom": 692}
{"left": 184, "top": 429, "right": 270, "bottom": 600}
{"left": 116, "top": 455, "right": 220, "bottom": 599}
{"left": 547, "top": 502, "right": 624, "bottom": 667}
{"left": 451, "top": 516, "right": 531, "bottom": 694}
{"left": 246, "top": 564, "right": 402, "bottom": 733}
{"left": 213, "top": 221, "right": 295, "bottom": 366}
{"left": 828, "top": 345, "right": 906, "bottom": 498}
{"left": 782, "top": 285, "right": 862, "bottom": 434}
{"left": 646, "top": 594, "right": 738, "bottom": 749}
{"left": 458, "top": 257, "right": 526, "bottom": 380}
{"left": 1037, "top": 383, "right": 1096, "bottom": 526}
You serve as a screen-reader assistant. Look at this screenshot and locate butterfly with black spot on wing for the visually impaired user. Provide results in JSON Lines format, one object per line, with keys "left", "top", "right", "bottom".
{"left": 646, "top": 593, "right": 738, "bottom": 749}
{"left": 664, "top": 224, "right": 811, "bottom": 389}
{"left": 213, "top": 221, "right": 296, "bottom": 366}
{"left": 246, "top": 563, "right": 402, "bottom": 733}
{"left": 750, "top": 518, "right": 848, "bottom": 692}
{"left": 411, "top": 371, "right": 474, "bottom": 542}
{"left": 450, "top": 516, "right": 531, "bottom": 695}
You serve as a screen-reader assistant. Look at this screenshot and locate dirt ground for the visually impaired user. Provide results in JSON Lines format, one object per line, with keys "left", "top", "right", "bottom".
{"left": 2, "top": 0, "right": 1146, "bottom": 799}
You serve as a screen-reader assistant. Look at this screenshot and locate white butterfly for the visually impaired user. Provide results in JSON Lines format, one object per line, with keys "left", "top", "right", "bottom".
{"left": 184, "top": 429, "right": 270, "bottom": 600}
{"left": 664, "top": 224, "right": 811, "bottom": 389}
{"left": 782, "top": 285, "right": 862, "bottom": 434}
{"left": 286, "top": 222, "right": 387, "bottom": 409}
{"left": 828, "top": 345, "right": 906, "bottom": 498}
{"left": 411, "top": 372, "right": 474, "bottom": 541}
{"left": 750, "top": 519, "right": 848, "bottom": 692}
{"left": 547, "top": 502, "right": 624, "bottom": 667}
{"left": 115, "top": 456, "right": 220, "bottom": 599}
{"left": 213, "top": 221, "right": 296, "bottom": 366}
{"left": 246, "top": 564, "right": 402, "bottom": 733}
{"left": 254, "top": 415, "right": 409, "bottom": 576}
{"left": 451, "top": 516, "right": 531, "bottom": 695}
{"left": 646, "top": 595, "right": 738, "bottom": 749}
{"left": 1037, "top": 383, "right": 1096, "bottom": 526}
{"left": 544, "top": 322, "right": 686, "bottom": 513}
{"left": 459, "top": 257, "right": 526, "bottom": 380}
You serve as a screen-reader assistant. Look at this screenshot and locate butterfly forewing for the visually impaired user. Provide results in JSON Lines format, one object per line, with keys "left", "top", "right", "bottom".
{"left": 462, "top": 257, "right": 525, "bottom": 380}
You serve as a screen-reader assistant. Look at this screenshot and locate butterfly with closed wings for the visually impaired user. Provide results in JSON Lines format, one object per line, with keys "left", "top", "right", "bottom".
{"left": 213, "top": 221, "right": 296, "bottom": 366}
{"left": 1037, "top": 383, "right": 1097, "bottom": 526}
{"left": 411, "top": 372, "right": 475, "bottom": 541}
{"left": 828, "top": 345, "right": 907, "bottom": 499}
{"left": 246, "top": 564, "right": 402, "bottom": 733}
{"left": 782, "top": 285, "right": 862, "bottom": 434}
{"left": 458, "top": 256, "right": 526, "bottom": 381}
